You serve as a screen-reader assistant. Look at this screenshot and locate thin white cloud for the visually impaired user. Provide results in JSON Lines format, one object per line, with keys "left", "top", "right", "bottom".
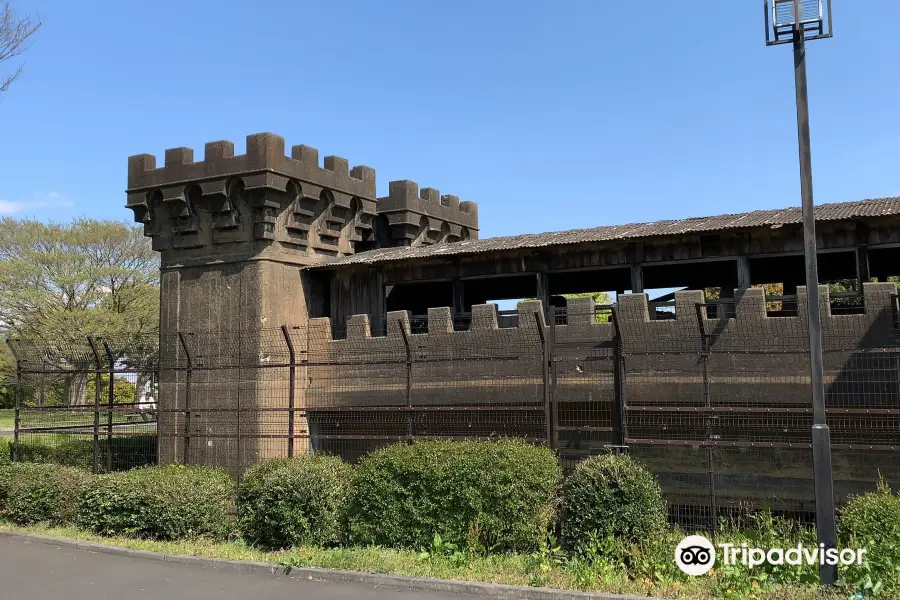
{"left": 0, "top": 201, "right": 24, "bottom": 213}
{"left": 0, "top": 192, "right": 74, "bottom": 214}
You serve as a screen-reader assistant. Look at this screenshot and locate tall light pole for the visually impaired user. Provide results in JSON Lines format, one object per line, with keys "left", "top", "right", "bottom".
{"left": 764, "top": 0, "right": 836, "bottom": 585}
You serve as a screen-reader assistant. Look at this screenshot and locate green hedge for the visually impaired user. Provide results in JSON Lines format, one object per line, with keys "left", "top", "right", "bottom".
{"left": 76, "top": 465, "right": 234, "bottom": 540}
{"left": 345, "top": 440, "right": 561, "bottom": 552}
{"left": 13, "top": 438, "right": 94, "bottom": 470}
{"left": 0, "top": 463, "right": 89, "bottom": 525}
{"left": 561, "top": 453, "right": 667, "bottom": 553}
{"left": 839, "top": 481, "right": 900, "bottom": 593}
{"left": 0, "top": 464, "right": 14, "bottom": 510}
{"left": 237, "top": 455, "right": 352, "bottom": 549}
{"left": 10, "top": 436, "right": 157, "bottom": 472}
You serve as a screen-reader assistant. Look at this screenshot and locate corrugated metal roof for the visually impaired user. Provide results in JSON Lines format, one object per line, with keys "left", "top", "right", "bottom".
{"left": 306, "top": 196, "right": 900, "bottom": 269}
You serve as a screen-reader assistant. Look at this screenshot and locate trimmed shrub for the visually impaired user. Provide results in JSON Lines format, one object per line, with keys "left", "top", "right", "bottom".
{"left": 76, "top": 465, "right": 234, "bottom": 540}
{"left": 839, "top": 481, "right": 900, "bottom": 593}
{"left": 0, "top": 463, "right": 89, "bottom": 525}
{"left": 0, "top": 464, "right": 14, "bottom": 510}
{"left": 345, "top": 440, "right": 562, "bottom": 552}
{"left": 100, "top": 436, "right": 158, "bottom": 472}
{"left": 561, "top": 453, "right": 667, "bottom": 553}
{"left": 10, "top": 436, "right": 157, "bottom": 472}
{"left": 237, "top": 454, "right": 352, "bottom": 549}
{"left": 14, "top": 438, "right": 94, "bottom": 470}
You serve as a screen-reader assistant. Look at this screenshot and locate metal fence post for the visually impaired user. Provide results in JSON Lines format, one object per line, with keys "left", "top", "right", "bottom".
{"left": 103, "top": 340, "right": 116, "bottom": 473}
{"left": 534, "top": 311, "right": 553, "bottom": 450}
{"left": 549, "top": 307, "right": 559, "bottom": 451}
{"left": 86, "top": 335, "right": 102, "bottom": 474}
{"left": 6, "top": 340, "right": 22, "bottom": 463}
{"left": 281, "top": 325, "right": 296, "bottom": 458}
{"left": 399, "top": 322, "right": 413, "bottom": 443}
{"left": 694, "top": 303, "right": 717, "bottom": 530}
{"left": 102, "top": 340, "right": 115, "bottom": 473}
{"left": 177, "top": 332, "right": 192, "bottom": 465}
{"left": 610, "top": 308, "right": 626, "bottom": 447}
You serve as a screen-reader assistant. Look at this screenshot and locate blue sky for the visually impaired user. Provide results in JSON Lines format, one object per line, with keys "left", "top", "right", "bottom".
{"left": 1, "top": 0, "right": 898, "bottom": 241}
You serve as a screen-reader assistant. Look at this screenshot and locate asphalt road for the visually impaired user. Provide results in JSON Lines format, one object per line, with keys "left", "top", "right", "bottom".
{"left": 0, "top": 537, "right": 485, "bottom": 600}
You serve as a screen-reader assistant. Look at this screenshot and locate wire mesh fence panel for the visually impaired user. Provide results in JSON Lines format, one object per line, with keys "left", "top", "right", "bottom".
{"left": 551, "top": 300, "right": 618, "bottom": 468}
{"left": 8, "top": 334, "right": 160, "bottom": 473}
{"left": 306, "top": 315, "right": 411, "bottom": 460}
{"left": 618, "top": 285, "right": 900, "bottom": 530}
{"left": 166, "top": 329, "right": 304, "bottom": 475}
{"left": 305, "top": 305, "right": 549, "bottom": 461}
{"left": 4, "top": 285, "right": 898, "bottom": 524}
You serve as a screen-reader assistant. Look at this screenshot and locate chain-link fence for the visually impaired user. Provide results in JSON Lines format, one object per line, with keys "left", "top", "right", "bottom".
{"left": 7, "top": 334, "right": 159, "bottom": 473}
{"left": 6, "top": 287, "right": 899, "bottom": 530}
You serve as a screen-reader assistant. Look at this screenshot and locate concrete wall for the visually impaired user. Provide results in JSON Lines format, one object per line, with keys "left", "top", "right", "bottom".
{"left": 158, "top": 260, "right": 310, "bottom": 472}
{"left": 303, "top": 282, "right": 899, "bottom": 510}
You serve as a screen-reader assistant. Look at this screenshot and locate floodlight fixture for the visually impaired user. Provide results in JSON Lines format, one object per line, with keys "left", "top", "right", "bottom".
{"left": 765, "top": 0, "right": 832, "bottom": 45}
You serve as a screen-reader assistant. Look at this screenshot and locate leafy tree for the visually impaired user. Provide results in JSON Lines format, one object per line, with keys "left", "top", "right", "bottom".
{"left": 1, "top": 1, "right": 42, "bottom": 96}
{"left": 85, "top": 375, "right": 138, "bottom": 406}
{"left": 873, "top": 276, "right": 900, "bottom": 285}
{"left": 0, "top": 218, "right": 159, "bottom": 406}
{"left": 0, "top": 340, "right": 15, "bottom": 408}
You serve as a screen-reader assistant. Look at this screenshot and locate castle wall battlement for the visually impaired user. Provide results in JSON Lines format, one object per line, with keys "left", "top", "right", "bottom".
{"left": 307, "top": 282, "right": 897, "bottom": 351}
{"left": 127, "top": 133, "right": 376, "bottom": 199}
{"left": 377, "top": 180, "right": 479, "bottom": 246}
{"left": 126, "top": 133, "right": 379, "bottom": 261}
{"left": 127, "top": 133, "right": 483, "bottom": 260}
{"left": 302, "top": 282, "right": 898, "bottom": 415}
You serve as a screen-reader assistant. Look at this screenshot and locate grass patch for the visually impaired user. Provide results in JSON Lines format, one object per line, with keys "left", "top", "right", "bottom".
{"left": 0, "top": 523, "right": 848, "bottom": 600}
{"left": 0, "top": 407, "right": 156, "bottom": 434}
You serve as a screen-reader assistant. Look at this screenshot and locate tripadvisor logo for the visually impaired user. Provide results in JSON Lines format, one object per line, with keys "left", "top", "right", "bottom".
{"left": 675, "top": 535, "right": 866, "bottom": 576}
{"left": 675, "top": 535, "right": 716, "bottom": 576}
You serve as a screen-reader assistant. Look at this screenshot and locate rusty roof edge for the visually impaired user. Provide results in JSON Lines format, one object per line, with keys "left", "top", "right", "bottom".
{"left": 303, "top": 196, "right": 900, "bottom": 270}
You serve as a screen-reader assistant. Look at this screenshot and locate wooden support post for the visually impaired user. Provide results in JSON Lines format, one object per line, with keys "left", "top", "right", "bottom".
{"left": 630, "top": 265, "right": 644, "bottom": 294}
{"left": 737, "top": 255, "right": 752, "bottom": 290}
{"left": 856, "top": 246, "right": 870, "bottom": 288}
{"left": 452, "top": 278, "right": 465, "bottom": 316}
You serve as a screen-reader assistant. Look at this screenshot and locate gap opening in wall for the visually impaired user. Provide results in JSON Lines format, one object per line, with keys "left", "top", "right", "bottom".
{"left": 490, "top": 299, "right": 526, "bottom": 328}
{"left": 385, "top": 281, "right": 454, "bottom": 333}
{"left": 642, "top": 259, "right": 739, "bottom": 320}
{"left": 644, "top": 288, "right": 682, "bottom": 320}
{"left": 749, "top": 251, "right": 861, "bottom": 316}
{"left": 869, "top": 247, "right": 900, "bottom": 283}
{"left": 749, "top": 282, "right": 795, "bottom": 316}
{"left": 461, "top": 275, "right": 537, "bottom": 330}
{"left": 549, "top": 293, "right": 617, "bottom": 325}
{"left": 547, "top": 267, "right": 629, "bottom": 325}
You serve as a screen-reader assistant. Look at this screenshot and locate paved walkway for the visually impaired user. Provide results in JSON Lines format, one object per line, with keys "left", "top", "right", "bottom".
{"left": 0, "top": 536, "right": 485, "bottom": 600}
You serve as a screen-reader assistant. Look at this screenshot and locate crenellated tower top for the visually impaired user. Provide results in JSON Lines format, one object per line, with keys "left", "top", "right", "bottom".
{"left": 126, "top": 132, "right": 480, "bottom": 266}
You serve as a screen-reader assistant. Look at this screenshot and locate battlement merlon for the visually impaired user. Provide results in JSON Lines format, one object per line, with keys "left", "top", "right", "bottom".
{"left": 125, "top": 133, "right": 377, "bottom": 228}
{"left": 124, "top": 133, "right": 380, "bottom": 260}
{"left": 127, "top": 132, "right": 375, "bottom": 198}
{"left": 307, "top": 282, "right": 899, "bottom": 348}
{"left": 377, "top": 180, "right": 479, "bottom": 233}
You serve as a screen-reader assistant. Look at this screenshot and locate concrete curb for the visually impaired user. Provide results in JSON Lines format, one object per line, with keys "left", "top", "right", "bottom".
{"left": 0, "top": 530, "right": 663, "bottom": 600}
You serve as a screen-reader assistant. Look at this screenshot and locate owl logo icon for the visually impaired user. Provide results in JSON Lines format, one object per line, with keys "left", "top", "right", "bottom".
{"left": 675, "top": 535, "right": 716, "bottom": 576}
